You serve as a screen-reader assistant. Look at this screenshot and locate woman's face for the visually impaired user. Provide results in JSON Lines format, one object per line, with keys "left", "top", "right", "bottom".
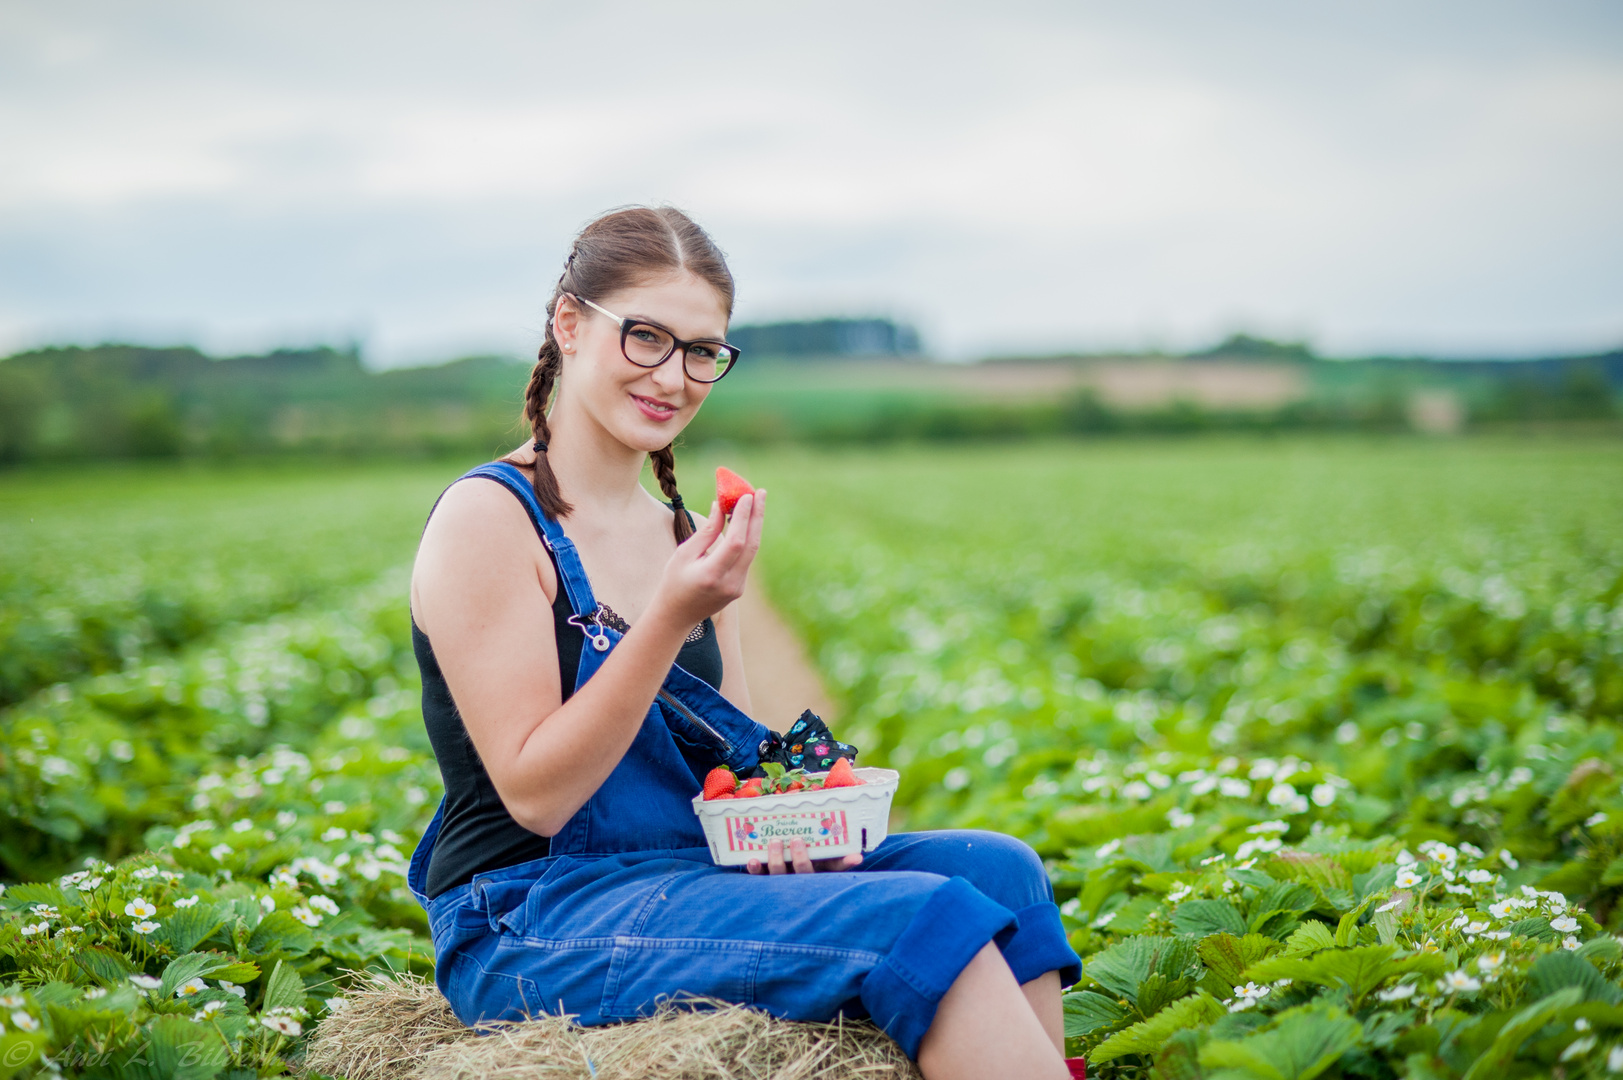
{"left": 554, "top": 270, "right": 728, "bottom": 453}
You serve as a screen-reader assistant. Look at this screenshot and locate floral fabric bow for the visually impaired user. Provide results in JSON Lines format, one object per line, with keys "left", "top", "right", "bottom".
{"left": 749, "top": 710, "right": 858, "bottom": 776}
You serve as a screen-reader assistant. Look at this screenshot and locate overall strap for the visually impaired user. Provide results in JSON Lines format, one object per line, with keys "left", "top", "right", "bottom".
{"left": 461, "top": 462, "right": 598, "bottom": 618}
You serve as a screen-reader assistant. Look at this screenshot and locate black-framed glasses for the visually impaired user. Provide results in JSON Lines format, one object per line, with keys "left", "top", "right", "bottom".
{"left": 567, "top": 293, "right": 741, "bottom": 384}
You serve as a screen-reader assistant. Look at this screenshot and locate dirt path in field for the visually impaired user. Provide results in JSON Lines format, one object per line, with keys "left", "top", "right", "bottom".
{"left": 738, "top": 576, "right": 837, "bottom": 734}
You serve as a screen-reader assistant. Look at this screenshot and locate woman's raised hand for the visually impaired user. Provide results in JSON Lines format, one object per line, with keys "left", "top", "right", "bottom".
{"left": 653, "top": 491, "right": 765, "bottom": 628}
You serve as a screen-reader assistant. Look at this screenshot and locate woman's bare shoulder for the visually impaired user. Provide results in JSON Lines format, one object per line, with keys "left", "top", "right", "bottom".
{"left": 412, "top": 473, "right": 555, "bottom": 626}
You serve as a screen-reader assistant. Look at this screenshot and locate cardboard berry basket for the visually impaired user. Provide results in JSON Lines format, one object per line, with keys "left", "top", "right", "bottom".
{"left": 692, "top": 767, "right": 901, "bottom": 867}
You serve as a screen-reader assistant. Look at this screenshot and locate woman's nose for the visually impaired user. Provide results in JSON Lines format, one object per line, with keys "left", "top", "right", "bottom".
{"left": 650, "top": 354, "right": 687, "bottom": 395}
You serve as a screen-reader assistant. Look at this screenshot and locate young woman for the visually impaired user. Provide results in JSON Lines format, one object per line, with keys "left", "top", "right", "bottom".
{"left": 406, "top": 207, "right": 1081, "bottom": 1080}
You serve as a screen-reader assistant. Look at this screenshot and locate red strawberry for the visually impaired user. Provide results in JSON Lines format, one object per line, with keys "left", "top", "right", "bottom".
{"left": 703, "top": 767, "right": 737, "bottom": 800}
{"left": 822, "top": 758, "right": 862, "bottom": 788}
{"left": 737, "top": 779, "right": 765, "bottom": 798}
{"left": 715, "top": 467, "right": 754, "bottom": 517}
{"left": 786, "top": 780, "right": 804, "bottom": 792}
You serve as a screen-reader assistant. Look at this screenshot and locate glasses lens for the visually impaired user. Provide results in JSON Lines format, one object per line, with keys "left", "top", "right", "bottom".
{"left": 622, "top": 323, "right": 674, "bottom": 367}
{"left": 683, "top": 342, "right": 737, "bottom": 383}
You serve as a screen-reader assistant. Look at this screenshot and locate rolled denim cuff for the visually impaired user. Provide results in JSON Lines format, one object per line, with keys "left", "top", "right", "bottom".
{"left": 1002, "top": 901, "right": 1083, "bottom": 988}
{"left": 858, "top": 876, "right": 1019, "bottom": 1059}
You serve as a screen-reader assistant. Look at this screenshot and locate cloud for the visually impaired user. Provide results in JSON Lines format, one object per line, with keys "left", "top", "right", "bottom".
{"left": 1, "top": 0, "right": 1619, "bottom": 363}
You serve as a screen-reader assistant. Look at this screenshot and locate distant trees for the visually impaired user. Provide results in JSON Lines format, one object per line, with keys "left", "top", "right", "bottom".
{"left": 726, "top": 318, "right": 921, "bottom": 360}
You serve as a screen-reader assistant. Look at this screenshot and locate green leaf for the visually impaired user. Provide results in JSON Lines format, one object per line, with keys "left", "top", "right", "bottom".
{"left": 159, "top": 951, "right": 248, "bottom": 999}
{"left": 1174, "top": 900, "right": 1247, "bottom": 937}
{"left": 146, "top": 1014, "right": 229, "bottom": 1080}
{"left": 247, "top": 911, "right": 316, "bottom": 957}
{"left": 1087, "top": 937, "right": 1174, "bottom": 1004}
{"left": 1091, "top": 992, "right": 1227, "bottom": 1063}
{"left": 73, "top": 944, "right": 137, "bottom": 985}
{"left": 1063, "top": 990, "right": 1128, "bottom": 1039}
{"left": 1505, "top": 916, "right": 1559, "bottom": 943}
{"left": 1525, "top": 951, "right": 1623, "bottom": 1006}
{"left": 1138, "top": 972, "right": 1197, "bottom": 1018}
{"left": 1244, "top": 944, "right": 1446, "bottom": 1002}
{"left": 762, "top": 762, "right": 785, "bottom": 780}
{"left": 1578, "top": 937, "right": 1623, "bottom": 964}
{"left": 1460, "top": 987, "right": 1584, "bottom": 1080}
{"left": 157, "top": 904, "right": 225, "bottom": 954}
{"left": 1284, "top": 921, "right": 1337, "bottom": 957}
{"left": 1199, "top": 1003, "right": 1362, "bottom": 1080}
{"left": 1197, "top": 932, "right": 1280, "bottom": 991}
{"left": 263, "top": 959, "right": 306, "bottom": 1013}
{"left": 0, "top": 1033, "right": 43, "bottom": 1080}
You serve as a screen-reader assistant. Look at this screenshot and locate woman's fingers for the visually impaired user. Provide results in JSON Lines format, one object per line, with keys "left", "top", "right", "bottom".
{"left": 789, "top": 838, "right": 814, "bottom": 875}
{"left": 766, "top": 839, "right": 787, "bottom": 875}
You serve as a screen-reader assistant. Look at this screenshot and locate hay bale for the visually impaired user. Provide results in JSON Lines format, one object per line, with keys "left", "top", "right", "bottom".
{"left": 303, "top": 973, "right": 920, "bottom": 1080}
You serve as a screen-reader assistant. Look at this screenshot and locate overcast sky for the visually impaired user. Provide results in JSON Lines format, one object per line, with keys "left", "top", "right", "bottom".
{"left": 2, "top": 1, "right": 1620, "bottom": 366}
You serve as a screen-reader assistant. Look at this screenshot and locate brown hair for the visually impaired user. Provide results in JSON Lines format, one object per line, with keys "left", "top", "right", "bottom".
{"left": 506, "top": 206, "right": 735, "bottom": 543}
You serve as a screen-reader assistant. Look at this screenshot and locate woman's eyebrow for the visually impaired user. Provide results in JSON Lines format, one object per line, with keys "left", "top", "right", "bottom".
{"left": 625, "top": 313, "right": 729, "bottom": 340}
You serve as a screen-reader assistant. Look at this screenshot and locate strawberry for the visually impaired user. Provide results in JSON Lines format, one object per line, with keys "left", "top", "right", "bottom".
{"left": 786, "top": 780, "right": 804, "bottom": 792}
{"left": 703, "top": 766, "right": 737, "bottom": 800}
{"left": 715, "top": 467, "right": 755, "bottom": 517}
{"left": 822, "top": 757, "right": 862, "bottom": 788}
{"left": 737, "top": 779, "right": 765, "bottom": 798}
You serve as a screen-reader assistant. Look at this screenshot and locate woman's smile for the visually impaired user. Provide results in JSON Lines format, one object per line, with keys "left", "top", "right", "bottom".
{"left": 631, "top": 392, "right": 680, "bottom": 421}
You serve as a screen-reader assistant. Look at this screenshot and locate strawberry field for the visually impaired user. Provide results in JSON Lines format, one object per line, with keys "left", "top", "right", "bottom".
{"left": 3, "top": 437, "right": 1623, "bottom": 1078}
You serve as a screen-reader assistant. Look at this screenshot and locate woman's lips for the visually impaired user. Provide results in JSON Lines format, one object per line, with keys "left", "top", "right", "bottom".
{"left": 632, "top": 393, "right": 678, "bottom": 422}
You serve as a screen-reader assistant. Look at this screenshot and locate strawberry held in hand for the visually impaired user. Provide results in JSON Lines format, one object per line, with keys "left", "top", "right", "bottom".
{"left": 715, "top": 467, "right": 755, "bottom": 518}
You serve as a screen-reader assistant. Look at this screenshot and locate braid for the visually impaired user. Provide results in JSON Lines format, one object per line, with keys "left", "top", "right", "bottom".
{"left": 503, "top": 292, "right": 572, "bottom": 521}
{"left": 650, "top": 443, "right": 694, "bottom": 543}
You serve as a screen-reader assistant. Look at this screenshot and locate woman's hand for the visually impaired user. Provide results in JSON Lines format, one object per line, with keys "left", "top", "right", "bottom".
{"left": 651, "top": 491, "right": 765, "bottom": 629}
{"left": 746, "top": 838, "right": 864, "bottom": 875}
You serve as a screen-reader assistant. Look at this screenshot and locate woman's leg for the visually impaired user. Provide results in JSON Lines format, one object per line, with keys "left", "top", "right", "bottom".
{"left": 918, "top": 944, "right": 1069, "bottom": 1080}
{"left": 1022, "top": 970, "right": 1064, "bottom": 1054}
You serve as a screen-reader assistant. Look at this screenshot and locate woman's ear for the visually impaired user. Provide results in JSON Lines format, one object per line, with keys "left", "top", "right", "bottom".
{"left": 553, "top": 294, "right": 582, "bottom": 354}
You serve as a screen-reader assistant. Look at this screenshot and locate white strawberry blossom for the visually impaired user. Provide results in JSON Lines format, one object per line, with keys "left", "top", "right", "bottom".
{"left": 218, "top": 981, "right": 247, "bottom": 998}
{"left": 260, "top": 1015, "right": 302, "bottom": 1037}
{"left": 175, "top": 978, "right": 207, "bottom": 998}
{"left": 131, "top": 920, "right": 160, "bottom": 934}
{"left": 290, "top": 906, "right": 322, "bottom": 927}
{"left": 174, "top": 895, "right": 200, "bottom": 908}
{"left": 124, "top": 898, "right": 157, "bottom": 919}
{"left": 1395, "top": 869, "right": 1423, "bottom": 889}
{"left": 10, "top": 1012, "right": 40, "bottom": 1032}
{"left": 1553, "top": 916, "right": 1580, "bottom": 934}
{"left": 308, "top": 895, "right": 340, "bottom": 916}
{"left": 1444, "top": 970, "right": 1482, "bottom": 992}
{"left": 129, "top": 974, "right": 161, "bottom": 990}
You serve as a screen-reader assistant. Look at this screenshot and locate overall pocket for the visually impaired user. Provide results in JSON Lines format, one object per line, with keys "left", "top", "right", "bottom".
{"left": 600, "top": 937, "right": 764, "bottom": 1019}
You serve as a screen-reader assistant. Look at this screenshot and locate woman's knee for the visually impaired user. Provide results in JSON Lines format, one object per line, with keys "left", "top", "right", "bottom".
{"left": 938, "top": 830, "right": 1052, "bottom": 909}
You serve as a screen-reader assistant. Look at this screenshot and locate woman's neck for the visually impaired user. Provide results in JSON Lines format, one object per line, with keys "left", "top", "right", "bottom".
{"left": 542, "top": 407, "right": 658, "bottom": 521}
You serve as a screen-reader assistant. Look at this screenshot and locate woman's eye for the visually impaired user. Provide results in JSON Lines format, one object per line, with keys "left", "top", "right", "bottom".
{"left": 689, "top": 345, "right": 718, "bottom": 361}
{"left": 629, "top": 328, "right": 664, "bottom": 344}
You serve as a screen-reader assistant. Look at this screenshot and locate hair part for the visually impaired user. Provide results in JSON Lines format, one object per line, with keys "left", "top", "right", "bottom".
{"left": 505, "top": 207, "right": 734, "bottom": 543}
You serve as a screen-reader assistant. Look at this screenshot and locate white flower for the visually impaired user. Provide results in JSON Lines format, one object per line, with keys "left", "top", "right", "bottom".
{"left": 31, "top": 904, "right": 58, "bottom": 918}
{"left": 276, "top": 810, "right": 298, "bottom": 829}
{"left": 1227, "top": 997, "right": 1259, "bottom": 1012}
{"left": 1095, "top": 839, "right": 1121, "bottom": 859}
{"left": 131, "top": 920, "right": 160, "bottom": 934}
{"left": 1499, "top": 849, "right": 1519, "bottom": 869}
{"left": 0, "top": 995, "right": 23, "bottom": 1008}
{"left": 231, "top": 819, "right": 254, "bottom": 834}
{"left": 312, "top": 863, "right": 341, "bottom": 886}
{"left": 1121, "top": 781, "right": 1153, "bottom": 801}
{"left": 260, "top": 1015, "right": 303, "bottom": 1037}
{"left": 1481, "top": 930, "right": 1512, "bottom": 941}
{"left": 1444, "top": 970, "right": 1482, "bottom": 992}
{"left": 124, "top": 898, "right": 157, "bottom": 919}
{"left": 1218, "top": 778, "right": 1252, "bottom": 798}
{"left": 1587, "top": 812, "right": 1609, "bottom": 828}
{"left": 1578, "top": 1019, "right": 1593, "bottom": 1031}
{"left": 290, "top": 906, "right": 322, "bottom": 927}
{"left": 1247, "top": 820, "right": 1289, "bottom": 835}
{"left": 1460, "top": 842, "right": 1484, "bottom": 858}
{"left": 193, "top": 1000, "right": 227, "bottom": 1021}
{"left": 1466, "top": 869, "right": 1496, "bottom": 884}
{"left": 325, "top": 996, "right": 350, "bottom": 1013}
{"left": 219, "top": 981, "right": 247, "bottom": 999}
{"left": 83, "top": 988, "right": 108, "bottom": 1000}
{"left": 132, "top": 866, "right": 160, "bottom": 880}
{"left": 1609, "top": 1044, "right": 1623, "bottom": 1072}
{"left": 1563, "top": 1035, "right": 1598, "bottom": 1061}
{"left": 321, "top": 827, "right": 349, "bottom": 842}
{"left": 18, "top": 921, "right": 49, "bottom": 937}
{"left": 1267, "top": 783, "right": 1300, "bottom": 807}
{"left": 1463, "top": 921, "right": 1490, "bottom": 934}
{"left": 82, "top": 876, "right": 103, "bottom": 890}
{"left": 1445, "top": 884, "right": 1472, "bottom": 896}
{"left": 1397, "top": 850, "right": 1417, "bottom": 866}
{"left": 129, "top": 974, "right": 161, "bottom": 990}
{"left": 1311, "top": 783, "right": 1337, "bottom": 806}
{"left": 1092, "top": 912, "right": 1117, "bottom": 928}
{"left": 1565, "top": 935, "right": 1582, "bottom": 951}
{"left": 1478, "top": 952, "right": 1504, "bottom": 972}
{"left": 1166, "top": 809, "right": 1195, "bottom": 829}
{"left": 1166, "top": 886, "right": 1192, "bottom": 904}
{"left": 1553, "top": 916, "right": 1580, "bottom": 934}
{"left": 308, "top": 895, "right": 340, "bottom": 916}
{"left": 10, "top": 1012, "right": 39, "bottom": 1032}
{"left": 1376, "top": 898, "right": 1404, "bottom": 913}
{"left": 1395, "top": 870, "right": 1423, "bottom": 889}
{"left": 260, "top": 896, "right": 276, "bottom": 912}
{"left": 175, "top": 978, "right": 207, "bottom": 998}
{"left": 1235, "top": 982, "right": 1270, "bottom": 1000}
{"left": 1489, "top": 900, "right": 1519, "bottom": 919}
{"left": 174, "top": 895, "right": 200, "bottom": 908}
{"left": 1201, "top": 853, "right": 1227, "bottom": 865}
{"left": 1376, "top": 984, "right": 1416, "bottom": 1003}
{"left": 209, "top": 844, "right": 233, "bottom": 861}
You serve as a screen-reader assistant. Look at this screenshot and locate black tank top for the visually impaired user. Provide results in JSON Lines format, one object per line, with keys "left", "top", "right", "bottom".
{"left": 417, "top": 496, "right": 723, "bottom": 899}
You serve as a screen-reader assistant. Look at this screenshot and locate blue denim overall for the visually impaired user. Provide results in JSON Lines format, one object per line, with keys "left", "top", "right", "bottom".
{"left": 407, "top": 462, "right": 1080, "bottom": 1059}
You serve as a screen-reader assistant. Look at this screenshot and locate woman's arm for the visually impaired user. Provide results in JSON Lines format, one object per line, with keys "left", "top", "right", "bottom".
{"left": 411, "top": 480, "right": 764, "bottom": 837}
